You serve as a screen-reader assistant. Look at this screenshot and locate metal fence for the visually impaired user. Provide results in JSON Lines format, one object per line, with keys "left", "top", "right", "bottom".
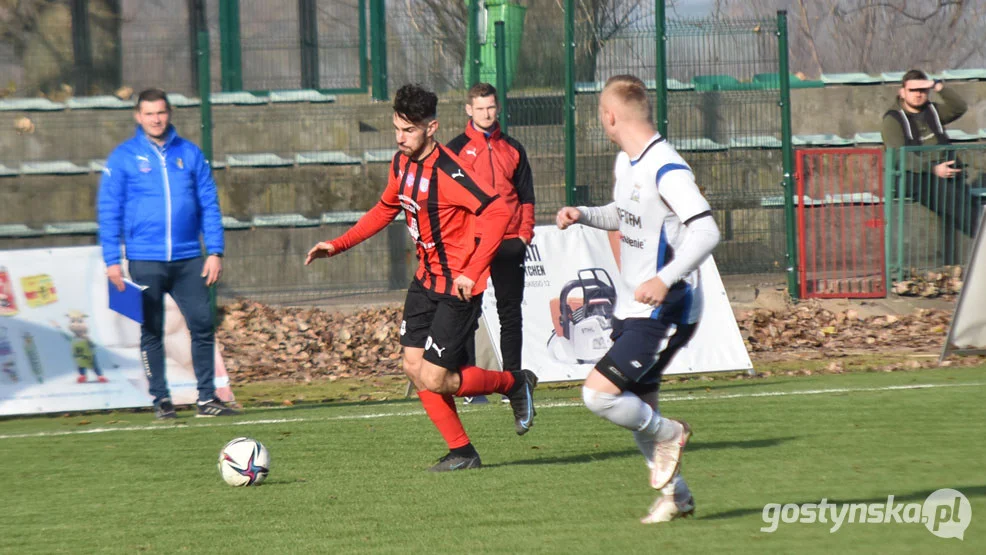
{"left": 1, "top": 2, "right": 802, "bottom": 304}
{"left": 886, "top": 144, "right": 986, "bottom": 282}
{"left": 663, "top": 18, "right": 789, "bottom": 277}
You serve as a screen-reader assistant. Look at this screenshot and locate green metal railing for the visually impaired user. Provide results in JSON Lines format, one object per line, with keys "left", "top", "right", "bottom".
{"left": 886, "top": 144, "right": 986, "bottom": 281}
{"left": 660, "top": 15, "right": 790, "bottom": 280}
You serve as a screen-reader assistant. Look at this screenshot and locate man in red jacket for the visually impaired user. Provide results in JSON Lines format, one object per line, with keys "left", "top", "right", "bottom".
{"left": 447, "top": 83, "right": 536, "bottom": 380}
{"left": 306, "top": 84, "right": 538, "bottom": 472}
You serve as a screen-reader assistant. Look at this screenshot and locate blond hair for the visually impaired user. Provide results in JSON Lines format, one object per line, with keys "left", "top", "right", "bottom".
{"left": 602, "top": 74, "right": 651, "bottom": 121}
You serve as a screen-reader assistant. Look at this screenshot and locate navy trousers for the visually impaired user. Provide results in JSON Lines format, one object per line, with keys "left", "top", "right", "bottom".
{"left": 129, "top": 257, "right": 215, "bottom": 403}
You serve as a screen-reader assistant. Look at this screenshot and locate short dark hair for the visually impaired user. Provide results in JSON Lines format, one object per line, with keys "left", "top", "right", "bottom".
{"left": 136, "top": 88, "right": 172, "bottom": 111}
{"left": 468, "top": 82, "right": 497, "bottom": 102}
{"left": 393, "top": 84, "right": 438, "bottom": 125}
{"left": 902, "top": 69, "right": 929, "bottom": 86}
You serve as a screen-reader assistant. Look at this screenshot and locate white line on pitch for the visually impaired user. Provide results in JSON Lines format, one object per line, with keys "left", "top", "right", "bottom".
{"left": 0, "top": 381, "right": 982, "bottom": 441}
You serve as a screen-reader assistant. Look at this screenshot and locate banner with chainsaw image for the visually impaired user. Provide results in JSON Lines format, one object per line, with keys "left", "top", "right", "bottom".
{"left": 0, "top": 246, "right": 232, "bottom": 416}
{"left": 480, "top": 225, "right": 752, "bottom": 382}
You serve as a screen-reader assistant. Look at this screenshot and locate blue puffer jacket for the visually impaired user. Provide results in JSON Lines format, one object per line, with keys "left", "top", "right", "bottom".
{"left": 98, "top": 125, "right": 224, "bottom": 266}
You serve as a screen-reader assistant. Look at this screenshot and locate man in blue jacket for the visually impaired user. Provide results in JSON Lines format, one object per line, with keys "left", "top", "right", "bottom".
{"left": 98, "top": 88, "right": 238, "bottom": 419}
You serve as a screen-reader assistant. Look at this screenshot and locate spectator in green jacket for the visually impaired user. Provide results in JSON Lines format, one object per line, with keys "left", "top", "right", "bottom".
{"left": 881, "top": 69, "right": 967, "bottom": 177}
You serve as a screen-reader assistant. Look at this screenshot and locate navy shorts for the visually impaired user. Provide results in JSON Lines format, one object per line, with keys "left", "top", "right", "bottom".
{"left": 400, "top": 278, "right": 483, "bottom": 371}
{"left": 595, "top": 315, "right": 698, "bottom": 396}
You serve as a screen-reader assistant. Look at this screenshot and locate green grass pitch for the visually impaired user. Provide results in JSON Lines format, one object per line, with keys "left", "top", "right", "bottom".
{"left": 1, "top": 366, "right": 984, "bottom": 554}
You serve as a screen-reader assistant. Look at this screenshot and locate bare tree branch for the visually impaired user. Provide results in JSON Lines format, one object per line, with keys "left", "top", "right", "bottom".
{"left": 796, "top": 0, "right": 824, "bottom": 76}
{"left": 719, "top": 0, "right": 986, "bottom": 74}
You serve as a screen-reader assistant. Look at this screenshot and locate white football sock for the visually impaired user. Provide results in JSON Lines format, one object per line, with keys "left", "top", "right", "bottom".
{"left": 654, "top": 416, "right": 680, "bottom": 443}
{"left": 662, "top": 473, "right": 692, "bottom": 506}
{"left": 634, "top": 429, "right": 657, "bottom": 466}
{"left": 582, "top": 387, "right": 661, "bottom": 434}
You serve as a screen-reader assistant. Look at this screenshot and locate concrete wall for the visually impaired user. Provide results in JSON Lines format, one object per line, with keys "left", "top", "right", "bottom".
{"left": 3, "top": 82, "right": 984, "bottom": 285}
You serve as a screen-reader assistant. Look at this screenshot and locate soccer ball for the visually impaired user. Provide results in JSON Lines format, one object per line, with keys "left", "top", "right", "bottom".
{"left": 218, "top": 437, "right": 270, "bottom": 486}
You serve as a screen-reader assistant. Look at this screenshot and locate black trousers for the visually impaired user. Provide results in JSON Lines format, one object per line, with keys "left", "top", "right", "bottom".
{"left": 489, "top": 237, "right": 527, "bottom": 371}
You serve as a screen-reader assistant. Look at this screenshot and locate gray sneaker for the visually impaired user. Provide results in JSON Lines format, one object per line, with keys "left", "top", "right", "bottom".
{"left": 195, "top": 397, "right": 240, "bottom": 417}
{"left": 428, "top": 452, "right": 482, "bottom": 472}
{"left": 506, "top": 370, "right": 538, "bottom": 435}
{"left": 154, "top": 397, "right": 177, "bottom": 420}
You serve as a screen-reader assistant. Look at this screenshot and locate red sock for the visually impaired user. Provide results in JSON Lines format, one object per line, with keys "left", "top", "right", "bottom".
{"left": 417, "top": 390, "right": 470, "bottom": 449}
{"left": 455, "top": 366, "right": 516, "bottom": 397}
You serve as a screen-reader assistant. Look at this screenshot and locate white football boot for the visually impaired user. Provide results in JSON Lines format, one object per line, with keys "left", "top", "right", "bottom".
{"left": 641, "top": 495, "right": 695, "bottom": 524}
{"left": 650, "top": 419, "right": 691, "bottom": 489}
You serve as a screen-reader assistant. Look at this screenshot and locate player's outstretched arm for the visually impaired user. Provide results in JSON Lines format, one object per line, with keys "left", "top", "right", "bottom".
{"left": 557, "top": 203, "right": 620, "bottom": 230}
{"left": 304, "top": 199, "right": 401, "bottom": 266}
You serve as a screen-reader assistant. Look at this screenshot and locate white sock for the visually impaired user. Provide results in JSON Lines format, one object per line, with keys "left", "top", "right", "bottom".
{"left": 582, "top": 387, "right": 660, "bottom": 433}
{"left": 633, "top": 429, "right": 656, "bottom": 466}
{"left": 654, "top": 416, "right": 680, "bottom": 443}
{"left": 662, "top": 473, "right": 692, "bottom": 506}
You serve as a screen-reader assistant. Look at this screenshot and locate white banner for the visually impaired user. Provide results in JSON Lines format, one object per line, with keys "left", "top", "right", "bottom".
{"left": 0, "top": 246, "right": 232, "bottom": 415}
{"left": 942, "top": 208, "right": 986, "bottom": 359}
{"left": 481, "top": 224, "right": 752, "bottom": 382}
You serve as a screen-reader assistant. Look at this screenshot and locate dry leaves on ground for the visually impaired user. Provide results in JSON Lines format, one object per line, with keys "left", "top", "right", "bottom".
{"left": 217, "top": 300, "right": 404, "bottom": 383}
{"left": 891, "top": 266, "right": 963, "bottom": 298}
{"left": 738, "top": 302, "right": 951, "bottom": 354}
{"left": 217, "top": 298, "right": 959, "bottom": 383}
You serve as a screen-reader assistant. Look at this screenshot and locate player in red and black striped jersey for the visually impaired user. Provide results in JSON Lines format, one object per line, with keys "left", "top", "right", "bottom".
{"left": 306, "top": 84, "right": 539, "bottom": 472}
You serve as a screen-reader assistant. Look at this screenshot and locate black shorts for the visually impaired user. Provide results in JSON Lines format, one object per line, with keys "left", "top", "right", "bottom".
{"left": 400, "top": 278, "right": 483, "bottom": 371}
{"left": 595, "top": 315, "right": 698, "bottom": 396}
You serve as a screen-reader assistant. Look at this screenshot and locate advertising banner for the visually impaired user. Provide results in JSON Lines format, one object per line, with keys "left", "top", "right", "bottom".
{"left": 942, "top": 208, "right": 986, "bottom": 359}
{"left": 481, "top": 225, "right": 752, "bottom": 382}
{"left": 0, "top": 246, "right": 232, "bottom": 415}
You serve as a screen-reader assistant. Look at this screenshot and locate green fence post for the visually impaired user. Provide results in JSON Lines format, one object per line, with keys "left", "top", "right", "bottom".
{"left": 564, "top": 0, "right": 576, "bottom": 206}
{"left": 777, "top": 11, "right": 798, "bottom": 299}
{"left": 359, "top": 0, "right": 368, "bottom": 92}
{"left": 219, "top": 0, "right": 242, "bottom": 91}
{"left": 883, "top": 147, "right": 895, "bottom": 285}
{"left": 71, "top": 0, "right": 93, "bottom": 95}
{"left": 194, "top": 0, "right": 216, "bottom": 321}
{"left": 195, "top": 7, "right": 213, "bottom": 162}
{"left": 494, "top": 21, "right": 509, "bottom": 135}
{"left": 370, "top": 0, "right": 388, "bottom": 101}
{"left": 466, "top": 0, "right": 480, "bottom": 88}
{"left": 298, "top": 0, "right": 319, "bottom": 89}
{"left": 896, "top": 148, "right": 906, "bottom": 282}
{"left": 654, "top": 0, "right": 668, "bottom": 136}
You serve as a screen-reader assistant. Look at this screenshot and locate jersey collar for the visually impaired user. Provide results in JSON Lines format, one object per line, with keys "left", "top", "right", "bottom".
{"left": 629, "top": 133, "right": 666, "bottom": 166}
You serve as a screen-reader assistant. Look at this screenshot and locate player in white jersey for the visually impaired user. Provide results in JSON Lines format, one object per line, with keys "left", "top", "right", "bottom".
{"left": 556, "top": 74, "right": 720, "bottom": 523}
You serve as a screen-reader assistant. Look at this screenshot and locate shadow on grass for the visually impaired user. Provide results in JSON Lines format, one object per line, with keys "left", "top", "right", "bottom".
{"left": 483, "top": 448, "right": 641, "bottom": 468}
{"left": 485, "top": 436, "right": 798, "bottom": 469}
{"left": 700, "top": 484, "right": 986, "bottom": 521}
{"left": 690, "top": 436, "right": 798, "bottom": 452}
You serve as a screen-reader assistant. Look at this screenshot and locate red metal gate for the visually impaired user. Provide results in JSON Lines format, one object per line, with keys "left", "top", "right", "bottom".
{"left": 796, "top": 148, "right": 886, "bottom": 298}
